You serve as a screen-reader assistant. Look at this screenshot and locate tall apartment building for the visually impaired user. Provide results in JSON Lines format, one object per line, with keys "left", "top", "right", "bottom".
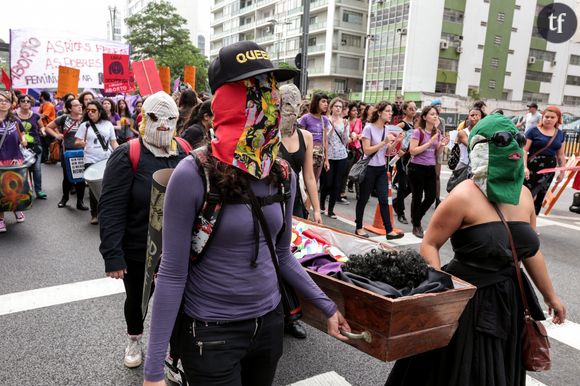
{"left": 360, "top": 0, "right": 580, "bottom": 107}
{"left": 126, "top": 0, "right": 210, "bottom": 56}
{"left": 210, "top": 0, "right": 368, "bottom": 95}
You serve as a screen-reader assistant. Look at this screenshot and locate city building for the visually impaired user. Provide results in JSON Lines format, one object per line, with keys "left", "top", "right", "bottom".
{"left": 125, "top": 0, "right": 210, "bottom": 56}
{"left": 107, "top": 6, "right": 123, "bottom": 42}
{"left": 210, "top": 0, "right": 369, "bottom": 95}
{"left": 359, "top": 0, "right": 580, "bottom": 108}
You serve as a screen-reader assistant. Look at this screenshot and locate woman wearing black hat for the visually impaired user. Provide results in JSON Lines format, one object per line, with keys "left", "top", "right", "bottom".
{"left": 143, "top": 41, "right": 350, "bottom": 386}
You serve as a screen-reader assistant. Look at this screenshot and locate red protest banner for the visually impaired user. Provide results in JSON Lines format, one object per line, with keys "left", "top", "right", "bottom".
{"left": 132, "top": 59, "right": 163, "bottom": 96}
{"left": 103, "top": 54, "right": 130, "bottom": 93}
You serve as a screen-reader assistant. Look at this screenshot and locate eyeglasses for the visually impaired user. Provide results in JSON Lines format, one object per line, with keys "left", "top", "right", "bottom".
{"left": 86, "top": 108, "right": 98, "bottom": 113}
{"left": 0, "top": 98, "right": 11, "bottom": 105}
{"left": 474, "top": 131, "right": 526, "bottom": 148}
{"left": 20, "top": 100, "right": 32, "bottom": 104}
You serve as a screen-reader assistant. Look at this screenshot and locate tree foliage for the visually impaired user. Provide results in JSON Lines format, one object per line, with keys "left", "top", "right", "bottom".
{"left": 124, "top": 0, "right": 208, "bottom": 91}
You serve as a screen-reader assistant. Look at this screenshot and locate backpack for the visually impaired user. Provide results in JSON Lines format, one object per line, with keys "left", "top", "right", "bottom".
{"left": 128, "top": 137, "right": 193, "bottom": 173}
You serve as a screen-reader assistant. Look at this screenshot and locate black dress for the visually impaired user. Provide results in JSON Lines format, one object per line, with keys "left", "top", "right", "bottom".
{"left": 279, "top": 129, "right": 307, "bottom": 218}
{"left": 386, "top": 221, "right": 544, "bottom": 386}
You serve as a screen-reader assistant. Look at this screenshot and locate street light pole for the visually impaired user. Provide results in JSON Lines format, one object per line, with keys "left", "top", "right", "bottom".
{"left": 300, "top": 0, "right": 310, "bottom": 96}
{"left": 108, "top": 5, "right": 117, "bottom": 41}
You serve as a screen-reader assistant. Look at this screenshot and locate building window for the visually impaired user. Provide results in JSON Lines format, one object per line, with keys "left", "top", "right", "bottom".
{"left": 570, "top": 54, "right": 580, "bottom": 66}
{"left": 480, "top": 21, "right": 487, "bottom": 27}
{"left": 443, "top": 8, "right": 464, "bottom": 23}
{"left": 435, "top": 82, "right": 456, "bottom": 94}
{"left": 478, "top": 44, "right": 484, "bottom": 49}
{"left": 508, "top": 49, "right": 515, "bottom": 54}
{"left": 475, "top": 68, "right": 481, "bottom": 72}
{"left": 515, "top": 4, "right": 521, "bottom": 10}
{"left": 488, "top": 80, "right": 496, "bottom": 89}
{"left": 494, "top": 35, "right": 502, "bottom": 45}
{"left": 491, "top": 58, "right": 499, "bottom": 69}
{"left": 506, "top": 71, "right": 511, "bottom": 76}
{"left": 523, "top": 91, "right": 549, "bottom": 104}
{"left": 308, "top": 37, "right": 317, "bottom": 46}
{"left": 566, "top": 74, "right": 580, "bottom": 86}
{"left": 563, "top": 95, "right": 580, "bottom": 105}
{"left": 529, "top": 48, "right": 556, "bottom": 62}
{"left": 341, "top": 33, "right": 362, "bottom": 48}
{"left": 438, "top": 58, "right": 458, "bottom": 71}
{"left": 527, "top": 70, "right": 553, "bottom": 83}
{"left": 339, "top": 56, "right": 360, "bottom": 70}
{"left": 334, "top": 79, "right": 346, "bottom": 93}
{"left": 343, "top": 11, "right": 363, "bottom": 24}
{"left": 483, "top": 0, "right": 489, "bottom": 3}
{"left": 512, "top": 27, "right": 518, "bottom": 32}
{"left": 497, "top": 12, "right": 505, "bottom": 22}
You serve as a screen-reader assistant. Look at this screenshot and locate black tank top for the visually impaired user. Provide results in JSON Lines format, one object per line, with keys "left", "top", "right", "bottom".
{"left": 279, "top": 129, "right": 306, "bottom": 175}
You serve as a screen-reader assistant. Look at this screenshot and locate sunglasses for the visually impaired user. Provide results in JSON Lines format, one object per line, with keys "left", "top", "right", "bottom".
{"left": 86, "top": 108, "right": 98, "bottom": 113}
{"left": 474, "top": 131, "right": 526, "bottom": 147}
{"left": 20, "top": 100, "right": 32, "bottom": 104}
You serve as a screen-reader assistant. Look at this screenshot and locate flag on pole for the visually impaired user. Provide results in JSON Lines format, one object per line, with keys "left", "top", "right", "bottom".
{"left": 1, "top": 68, "right": 11, "bottom": 90}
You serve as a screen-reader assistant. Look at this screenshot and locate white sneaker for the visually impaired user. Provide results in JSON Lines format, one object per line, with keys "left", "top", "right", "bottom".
{"left": 0, "top": 218, "right": 6, "bottom": 233}
{"left": 124, "top": 335, "right": 143, "bottom": 368}
{"left": 15, "top": 211, "right": 25, "bottom": 223}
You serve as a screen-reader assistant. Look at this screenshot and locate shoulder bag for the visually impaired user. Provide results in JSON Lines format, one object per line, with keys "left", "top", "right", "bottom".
{"left": 493, "top": 204, "right": 551, "bottom": 372}
{"left": 528, "top": 131, "right": 557, "bottom": 162}
{"left": 88, "top": 121, "right": 110, "bottom": 151}
{"left": 348, "top": 127, "right": 385, "bottom": 184}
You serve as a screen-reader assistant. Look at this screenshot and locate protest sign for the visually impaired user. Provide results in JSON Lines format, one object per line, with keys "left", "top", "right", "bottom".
{"left": 132, "top": 59, "right": 163, "bottom": 96}
{"left": 159, "top": 66, "right": 171, "bottom": 94}
{"left": 56, "top": 66, "right": 80, "bottom": 97}
{"left": 183, "top": 65, "right": 196, "bottom": 90}
{"left": 103, "top": 53, "right": 130, "bottom": 94}
{"left": 9, "top": 29, "right": 129, "bottom": 89}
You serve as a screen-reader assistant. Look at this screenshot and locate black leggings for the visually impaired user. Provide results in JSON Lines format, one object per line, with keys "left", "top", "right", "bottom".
{"left": 393, "top": 155, "right": 411, "bottom": 216}
{"left": 122, "top": 257, "right": 149, "bottom": 335}
{"left": 355, "top": 165, "right": 393, "bottom": 232}
{"left": 407, "top": 163, "right": 436, "bottom": 227}
{"left": 320, "top": 158, "right": 348, "bottom": 213}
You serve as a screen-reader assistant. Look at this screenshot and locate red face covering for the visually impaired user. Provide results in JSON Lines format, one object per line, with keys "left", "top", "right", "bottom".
{"left": 211, "top": 74, "right": 280, "bottom": 179}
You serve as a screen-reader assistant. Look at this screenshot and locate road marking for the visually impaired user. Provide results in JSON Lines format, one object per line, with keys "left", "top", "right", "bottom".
{"left": 536, "top": 216, "right": 580, "bottom": 231}
{"left": 526, "top": 375, "right": 547, "bottom": 385}
{"left": 289, "top": 371, "right": 351, "bottom": 386}
{"left": 539, "top": 213, "right": 580, "bottom": 222}
{"left": 335, "top": 214, "right": 356, "bottom": 227}
{"left": 0, "top": 278, "right": 125, "bottom": 316}
{"left": 543, "top": 317, "right": 580, "bottom": 351}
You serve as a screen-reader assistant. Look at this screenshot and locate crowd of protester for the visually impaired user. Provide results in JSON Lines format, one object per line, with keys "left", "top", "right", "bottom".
{"left": 0, "top": 39, "right": 575, "bottom": 386}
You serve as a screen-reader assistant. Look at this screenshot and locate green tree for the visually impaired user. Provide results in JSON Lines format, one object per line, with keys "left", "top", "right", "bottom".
{"left": 124, "top": 0, "right": 208, "bottom": 92}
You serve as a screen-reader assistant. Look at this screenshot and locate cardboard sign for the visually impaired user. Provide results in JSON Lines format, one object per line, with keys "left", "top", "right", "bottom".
{"left": 159, "top": 66, "right": 171, "bottom": 94}
{"left": 56, "top": 66, "right": 80, "bottom": 97}
{"left": 183, "top": 65, "right": 196, "bottom": 90}
{"left": 132, "top": 59, "right": 163, "bottom": 96}
{"left": 103, "top": 54, "right": 130, "bottom": 81}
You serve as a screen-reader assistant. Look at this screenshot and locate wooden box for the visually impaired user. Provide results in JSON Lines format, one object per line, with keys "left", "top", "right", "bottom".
{"left": 293, "top": 219, "right": 476, "bottom": 362}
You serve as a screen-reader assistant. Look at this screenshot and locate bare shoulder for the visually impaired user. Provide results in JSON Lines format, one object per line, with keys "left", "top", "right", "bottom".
{"left": 300, "top": 129, "right": 313, "bottom": 143}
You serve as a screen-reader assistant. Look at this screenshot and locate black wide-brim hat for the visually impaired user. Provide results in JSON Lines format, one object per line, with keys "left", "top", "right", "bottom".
{"left": 209, "top": 41, "right": 297, "bottom": 94}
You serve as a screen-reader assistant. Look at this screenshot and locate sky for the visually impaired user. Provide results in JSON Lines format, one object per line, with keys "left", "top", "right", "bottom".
{"left": 1, "top": 0, "right": 125, "bottom": 43}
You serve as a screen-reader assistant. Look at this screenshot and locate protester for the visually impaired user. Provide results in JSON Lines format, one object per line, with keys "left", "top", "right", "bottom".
{"left": 320, "top": 98, "right": 349, "bottom": 218}
{"left": 176, "top": 89, "right": 199, "bottom": 135}
{"left": 430, "top": 99, "right": 446, "bottom": 207}
{"left": 523, "top": 105, "right": 566, "bottom": 214}
{"left": 99, "top": 91, "right": 192, "bottom": 369}
{"left": 408, "top": 106, "right": 449, "bottom": 238}
{"left": 355, "top": 101, "right": 404, "bottom": 240}
{"left": 517, "top": 102, "right": 542, "bottom": 133}
{"left": 102, "top": 98, "right": 120, "bottom": 127}
{"left": 386, "top": 114, "right": 566, "bottom": 386}
{"left": 38, "top": 91, "right": 56, "bottom": 163}
{"left": 75, "top": 100, "right": 118, "bottom": 224}
{"left": 45, "top": 98, "right": 88, "bottom": 209}
{"left": 344, "top": 102, "right": 362, "bottom": 197}
{"left": 16, "top": 94, "right": 47, "bottom": 199}
{"left": 78, "top": 91, "right": 95, "bottom": 110}
{"left": 143, "top": 41, "right": 350, "bottom": 386}
{"left": 0, "top": 91, "right": 27, "bottom": 232}
{"left": 181, "top": 99, "right": 213, "bottom": 149}
{"left": 391, "top": 95, "right": 404, "bottom": 125}
{"left": 117, "top": 99, "right": 138, "bottom": 143}
{"left": 298, "top": 93, "right": 331, "bottom": 181}
{"left": 57, "top": 93, "right": 76, "bottom": 117}
{"left": 393, "top": 101, "right": 417, "bottom": 225}
{"left": 132, "top": 100, "right": 143, "bottom": 122}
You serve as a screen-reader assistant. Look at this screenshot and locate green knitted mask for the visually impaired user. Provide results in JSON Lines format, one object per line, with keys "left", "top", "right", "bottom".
{"left": 468, "top": 114, "right": 525, "bottom": 205}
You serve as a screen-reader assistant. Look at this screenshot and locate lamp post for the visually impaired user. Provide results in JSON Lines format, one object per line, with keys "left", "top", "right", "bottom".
{"left": 108, "top": 5, "right": 117, "bottom": 41}
{"left": 268, "top": 19, "right": 292, "bottom": 64}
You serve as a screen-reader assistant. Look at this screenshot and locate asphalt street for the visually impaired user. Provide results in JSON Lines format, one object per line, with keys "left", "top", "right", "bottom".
{"left": 1, "top": 162, "right": 579, "bottom": 386}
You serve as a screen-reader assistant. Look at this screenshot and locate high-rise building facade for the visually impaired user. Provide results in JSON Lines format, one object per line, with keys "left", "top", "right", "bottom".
{"left": 210, "top": 0, "right": 369, "bottom": 95}
{"left": 126, "top": 0, "right": 210, "bottom": 57}
{"left": 360, "top": 0, "right": 580, "bottom": 107}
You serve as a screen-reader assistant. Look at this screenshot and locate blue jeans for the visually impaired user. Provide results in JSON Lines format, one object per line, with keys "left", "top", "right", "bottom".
{"left": 29, "top": 148, "right": 43, "bottom": 193}
{"left": 179, "top": 303, "right": 284, "bottom": 386}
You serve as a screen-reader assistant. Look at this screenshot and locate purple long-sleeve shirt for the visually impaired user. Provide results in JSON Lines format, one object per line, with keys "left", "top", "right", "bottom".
{"left": 144, "top": 156, "right": 337, "bottom": 381}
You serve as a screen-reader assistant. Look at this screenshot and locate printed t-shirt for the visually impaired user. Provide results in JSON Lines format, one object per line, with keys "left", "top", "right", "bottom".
{"left": 75, "top": 120, "right": 116, "bottom": 164}
{"left": 298, "top": 114, "right": 329, "bottom": 144}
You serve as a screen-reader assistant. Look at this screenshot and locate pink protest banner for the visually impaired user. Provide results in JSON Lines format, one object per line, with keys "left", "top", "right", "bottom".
{"left": 132, "top": 59, "right": 163, "bottom": 96}
{"left": 103, "top": 53, "right": 130, "bottom": 93}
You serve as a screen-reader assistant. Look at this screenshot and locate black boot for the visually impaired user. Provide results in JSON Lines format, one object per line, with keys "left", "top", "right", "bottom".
{"left": 285, "top": 321, "right": 307, "bottom": 339}
{"left": 570, "top": 192, "right": 580, "bottom": 214}
{"left": 58, "top": 197, "right": 68, "bottom": 208}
